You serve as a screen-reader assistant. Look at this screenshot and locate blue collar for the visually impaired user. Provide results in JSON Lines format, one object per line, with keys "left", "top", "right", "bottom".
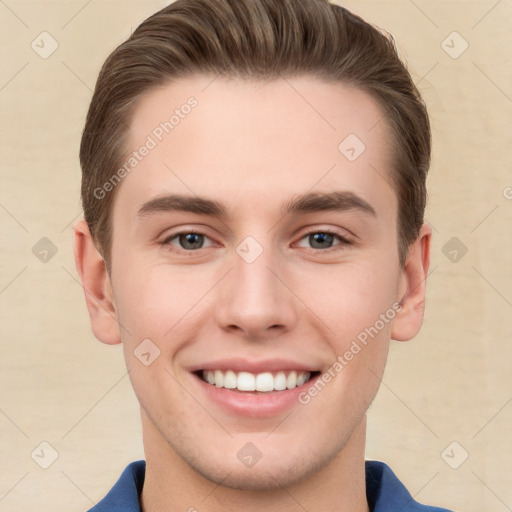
{"left": 89, "top": 459, "right": 452, "bottom": 511}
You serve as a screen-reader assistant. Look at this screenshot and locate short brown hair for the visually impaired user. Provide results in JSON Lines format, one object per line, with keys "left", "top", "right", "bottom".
{"left": 80, "top": 0, "right": 431, "bottom": 271}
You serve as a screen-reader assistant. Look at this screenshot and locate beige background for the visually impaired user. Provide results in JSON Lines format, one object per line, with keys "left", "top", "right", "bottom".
{"left": 1, "top": 1, "right": 511, "bottom": 511}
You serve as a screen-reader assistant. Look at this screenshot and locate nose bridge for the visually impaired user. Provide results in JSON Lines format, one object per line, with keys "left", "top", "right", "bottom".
{"left": 214, "top": 236, "right": 297, "bottom": 338}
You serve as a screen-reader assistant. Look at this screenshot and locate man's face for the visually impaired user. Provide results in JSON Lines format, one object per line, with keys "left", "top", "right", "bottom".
{"left": 106, "top": 76, "right": 407, "bottom": 489}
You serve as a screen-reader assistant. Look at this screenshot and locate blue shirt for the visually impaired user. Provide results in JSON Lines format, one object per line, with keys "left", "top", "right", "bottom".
{"left": 88, "top": 460, "right": 453, "bottom": 511}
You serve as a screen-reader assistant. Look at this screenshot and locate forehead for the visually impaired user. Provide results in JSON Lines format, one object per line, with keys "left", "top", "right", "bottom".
{"left": 114, "top": 75, "right": 396, "bottom": 225}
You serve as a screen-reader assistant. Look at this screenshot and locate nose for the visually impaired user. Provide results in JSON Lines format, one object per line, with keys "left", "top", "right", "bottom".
{"left": 214, "top": 241, "right": 298, "bottom": 341}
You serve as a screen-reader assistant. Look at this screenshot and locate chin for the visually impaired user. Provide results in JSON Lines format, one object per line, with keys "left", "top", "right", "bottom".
{"left": 185, "top": 454, "right": 321, "bottom": 491}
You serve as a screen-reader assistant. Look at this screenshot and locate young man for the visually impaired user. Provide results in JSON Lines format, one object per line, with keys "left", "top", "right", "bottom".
{"left": 74, "top": 0, "right": 452, "bottom": 510}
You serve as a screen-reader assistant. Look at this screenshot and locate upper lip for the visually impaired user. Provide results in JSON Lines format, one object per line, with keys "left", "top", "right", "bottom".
{"left": 189, "top": 358, "right": 321, "bottom": 374}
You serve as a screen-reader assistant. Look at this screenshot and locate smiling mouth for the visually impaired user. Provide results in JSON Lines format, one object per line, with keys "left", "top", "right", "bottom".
{"left": 194, "top": 369, "right": 321, "bottom": 393}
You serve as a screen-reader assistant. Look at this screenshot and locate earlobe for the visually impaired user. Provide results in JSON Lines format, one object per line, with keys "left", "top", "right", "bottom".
{"left": 391, "top": 223, "right": 432, "bottom": 342}
{"left": 73, "top": 219, "right": 121, "bottom": 345}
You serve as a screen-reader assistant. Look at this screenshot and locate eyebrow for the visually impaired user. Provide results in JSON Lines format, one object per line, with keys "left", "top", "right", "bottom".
{"left": 136, "top": 191, "right": 377, "bottom": 219}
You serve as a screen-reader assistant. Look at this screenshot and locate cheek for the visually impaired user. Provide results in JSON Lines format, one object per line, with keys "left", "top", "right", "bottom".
{"left": 296, "top": 259, "right": 400, "bottom": 340}
{"left": 112, "top": 259, "right": 204, "bottom": 342}
{"left": 296, "top": 260, "right": 396, "bottom": 400}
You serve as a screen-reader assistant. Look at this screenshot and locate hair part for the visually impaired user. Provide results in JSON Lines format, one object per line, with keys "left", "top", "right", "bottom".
{"left": 80, "top": 0, "right": 431, "bottom": 271}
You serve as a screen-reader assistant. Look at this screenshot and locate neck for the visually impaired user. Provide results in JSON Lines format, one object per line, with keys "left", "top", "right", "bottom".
{"left": 140, "top": 413, "right": 370, "bottom": 512}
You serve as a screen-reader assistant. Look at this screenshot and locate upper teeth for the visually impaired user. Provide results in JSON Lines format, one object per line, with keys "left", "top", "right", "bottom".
{"left": 202, "top": 370, "right": 312, "bottom": 392}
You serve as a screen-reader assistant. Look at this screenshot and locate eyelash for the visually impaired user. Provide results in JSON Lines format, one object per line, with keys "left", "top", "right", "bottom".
{"left": 160, "top": 229, "right": 352, "bottom": 255}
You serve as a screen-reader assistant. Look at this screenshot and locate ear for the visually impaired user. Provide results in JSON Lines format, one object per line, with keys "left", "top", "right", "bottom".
{"left": 391, "top": 223, "right": 432, "bottom": 341}
{"left": 73, "top": 219, "right": 121, "bottom": 345}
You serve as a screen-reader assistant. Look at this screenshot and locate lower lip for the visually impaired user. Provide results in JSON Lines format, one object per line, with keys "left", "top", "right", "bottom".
{"left": 192, "top": 372, "right": 320, "bottom": 419}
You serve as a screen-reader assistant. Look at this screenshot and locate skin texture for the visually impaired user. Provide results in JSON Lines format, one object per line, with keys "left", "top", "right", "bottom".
{"left": 74, "top": 76, "right": 431, "bottom": 512}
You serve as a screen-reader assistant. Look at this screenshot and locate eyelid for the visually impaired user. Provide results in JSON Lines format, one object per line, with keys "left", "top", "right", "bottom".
{"left": 161, "top": 230, "right": 217, "bottom": 249}
{"left": 161, "top": 225, "right": 353, "bottom": 255}
{"left": 293, "top": 228, "right": 352, "bottom": 250}
{"left": 293, "top": 222, "right": 353, "bottom": 240}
